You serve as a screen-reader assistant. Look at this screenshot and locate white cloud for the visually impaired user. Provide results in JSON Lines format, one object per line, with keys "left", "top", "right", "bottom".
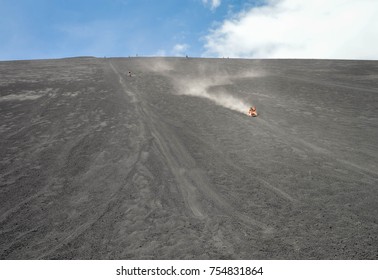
{"left": 204, "top": 0, "right": 378, "bottom": 59}
{"left": 203, "top": 0, "right": 221, "bottom": 11}
{"left": 172, "top": 43, "right": 189, "bottom": 56}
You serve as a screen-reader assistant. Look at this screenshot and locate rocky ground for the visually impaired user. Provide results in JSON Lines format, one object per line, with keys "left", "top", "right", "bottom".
{"left": 0, "top": 57, "right": 377, "bottom": 259}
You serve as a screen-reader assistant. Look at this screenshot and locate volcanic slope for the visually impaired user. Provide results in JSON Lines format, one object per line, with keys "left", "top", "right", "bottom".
{"left": 1, "top": 57, "right": 378, "bottom": 259}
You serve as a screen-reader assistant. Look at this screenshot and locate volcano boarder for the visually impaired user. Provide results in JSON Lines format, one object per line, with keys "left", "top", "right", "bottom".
{"left": 248, "top": 106, "right": 257, "bottom": 117}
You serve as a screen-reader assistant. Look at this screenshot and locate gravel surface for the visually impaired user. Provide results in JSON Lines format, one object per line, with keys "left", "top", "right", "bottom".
{"left": 1, "top": 57, "right": 377, "bottom": 259}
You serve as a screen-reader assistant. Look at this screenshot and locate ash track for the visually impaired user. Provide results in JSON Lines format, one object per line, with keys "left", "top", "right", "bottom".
{"left": 0, "top": 57, "right": 377, "bottom": 259}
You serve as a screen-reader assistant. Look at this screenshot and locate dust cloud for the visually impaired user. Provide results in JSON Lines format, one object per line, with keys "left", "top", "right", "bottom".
{"left": 144, "top": 59, "right": 259, "bottom": 114}
{"left": 175, "top": 77, "right": 250, "bottom": 114}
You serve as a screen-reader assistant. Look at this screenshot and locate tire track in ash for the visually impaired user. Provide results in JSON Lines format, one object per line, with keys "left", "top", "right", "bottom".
{"left": 110, "top": 62, "right": 205, "bottom": 219}
{"left": 38, "top": 62, "right": 152, "bottom": 259}
{"left": 109, "top": 61, "right": 273, "bottom": 233}
{"left": 39, "top": 139, "right": 152, "bottom": 259}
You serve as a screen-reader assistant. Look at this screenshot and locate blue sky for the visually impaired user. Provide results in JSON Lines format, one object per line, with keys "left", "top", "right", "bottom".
{"left": 0, "top": 0, "right": 262, "bottom": 60}
{"left": 1, "top": 0, "right": 378, "bottom": 60}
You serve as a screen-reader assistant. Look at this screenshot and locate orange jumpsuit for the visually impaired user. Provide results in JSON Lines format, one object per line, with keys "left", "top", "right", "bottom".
{"left": 248, "top": 107, "right": 257, "bottom": 117}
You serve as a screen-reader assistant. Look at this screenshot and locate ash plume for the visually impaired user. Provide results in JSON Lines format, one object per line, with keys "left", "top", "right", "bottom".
{"left": 145, "top": 59, "right": 258, "bottom": 114}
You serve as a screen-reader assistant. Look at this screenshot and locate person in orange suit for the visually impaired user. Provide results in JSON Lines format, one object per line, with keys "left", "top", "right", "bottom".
{"left": 248, "top": 106, "right": 257, "bottom": 117}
